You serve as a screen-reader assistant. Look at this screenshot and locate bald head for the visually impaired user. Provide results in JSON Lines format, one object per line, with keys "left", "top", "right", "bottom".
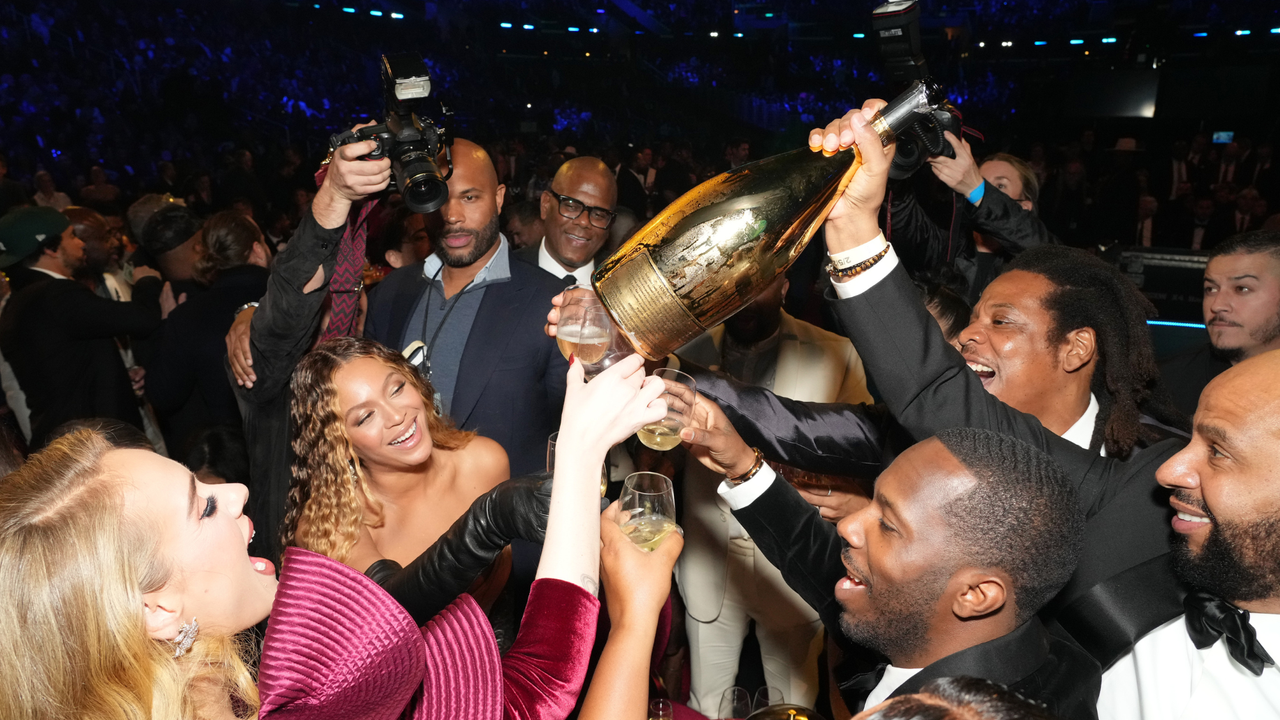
{"left": 1157, "top": 348, "right": 1280, "bottom": 608}
{"left": 540, "top": 157, "right": 618, "bottom": 272}
{"left": 445, "top": 138, "right": 501, "bottom": 194}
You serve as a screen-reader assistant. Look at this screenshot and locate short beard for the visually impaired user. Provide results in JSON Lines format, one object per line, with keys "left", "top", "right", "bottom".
{"left": 1171, "top": 490, "right": 1280, "bottom": 602}
{"left": 838, "top": 553, "right": 949, "bottom": 662}
{"left": 1209, "top": 310, "right": 1280, "bottom": 364}
{"left": 435, "top": 213, "right": 500, "bottom": 268}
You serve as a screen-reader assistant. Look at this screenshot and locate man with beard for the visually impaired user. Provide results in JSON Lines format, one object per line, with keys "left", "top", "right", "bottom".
{"left": 364, "top": 138, "right": 568, "bottom": 475}
{"left": 1160, "top": 231, "right": 1280, "bottom": 417}
{"left": 1097, "top": 349, "right": 1280, "bottom": 718}
{"left": 0, "top": 207, "right": 162, "bottom": 447}
{"left": 682, "top": 422, "right": 1097, "bottom": 717}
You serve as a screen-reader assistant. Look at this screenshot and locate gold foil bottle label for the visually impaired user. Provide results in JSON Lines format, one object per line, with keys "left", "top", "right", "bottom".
{"left": 595, "top": 249, "right": 702, "bottom": 359}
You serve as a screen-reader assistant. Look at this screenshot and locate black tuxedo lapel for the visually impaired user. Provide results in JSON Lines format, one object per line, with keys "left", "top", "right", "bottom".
{"left": 449, "top": 277, "right": 532, "bottom": 427}
{"left": 890, "top": 619, "right": 1049, "bottom": 698}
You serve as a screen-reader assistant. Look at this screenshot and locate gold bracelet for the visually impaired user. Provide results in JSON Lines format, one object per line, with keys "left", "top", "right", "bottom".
{"left": 825, "top": 244, "right": 890, "bottom": 280}
{"left": 726, "top": 447, "right": 765, "bottom": 486}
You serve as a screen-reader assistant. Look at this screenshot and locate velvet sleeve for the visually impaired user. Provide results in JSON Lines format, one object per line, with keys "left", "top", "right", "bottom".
{"left": 500, "top": 578, "right": 601, "bottom": 720}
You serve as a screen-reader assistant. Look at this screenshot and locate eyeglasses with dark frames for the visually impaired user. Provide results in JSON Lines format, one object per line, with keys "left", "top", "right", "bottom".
{"left": 548, "top": 191, "right": 616, "bottom": 229}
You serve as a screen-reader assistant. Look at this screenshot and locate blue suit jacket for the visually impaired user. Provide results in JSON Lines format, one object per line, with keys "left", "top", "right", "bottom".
{"left": 363, "top": 249, "right": 568, "bottom": 475}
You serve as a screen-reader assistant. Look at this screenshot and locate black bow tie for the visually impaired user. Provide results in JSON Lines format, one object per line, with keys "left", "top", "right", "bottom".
{"left": 563, "top": 274, "right": 578, "bottom": 286}
{"left": 1184, "top": 589, "right": 1276, "bottom": 676}
{"left": 840, "top": 663, "right": 887, "bottom": 709}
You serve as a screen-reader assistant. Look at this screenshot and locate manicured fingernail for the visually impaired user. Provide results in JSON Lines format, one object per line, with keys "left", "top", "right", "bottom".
{"left": 569, "top": 353, "right": 575, "bottom": 365}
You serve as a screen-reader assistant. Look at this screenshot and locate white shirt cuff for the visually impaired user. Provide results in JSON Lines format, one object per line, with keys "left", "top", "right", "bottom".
{"left": 716, "top": 463, "right": 778, "bottom": 510}
{"left": 829, "top": 238, "right": 899, "bottom": 299}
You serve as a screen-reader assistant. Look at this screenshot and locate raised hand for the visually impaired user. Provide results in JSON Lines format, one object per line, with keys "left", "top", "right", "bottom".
{"left": 678, "top": 392, "right": 757, "bottom": 479}
{"left": 809, "top": 99, "right": 896, "bottom": 254}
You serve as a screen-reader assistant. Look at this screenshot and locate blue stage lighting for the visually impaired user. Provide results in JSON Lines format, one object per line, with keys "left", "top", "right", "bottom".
{"left": 1235, "top": 29, "right": 1251, "bottom": 36}
{"left": 342, "top": 7, "right": 355, "bottom": 12}
{"left": 1069, "top": 39, "right": 1084, "bottom": 44}
{"left": 523, "top": 24, "right": 534, "bottom": 30}
{"left": 589, "top": 27, "right": 599, "bottom": 33}
{"left": 852, "top": 33, "right": 865, "bottom": 38}
{"left": 1034, "top": 40, "right": 1047, "bottom": 45}
{"left": 1193, "top": 32, "right": 1208, "bottom": 37}
{"left": 1101, "top": 37, "right": 1116, "bottom": 43}
{"left": 390, "top": 12, "right": 402, "bottom": 18}
{"left": 500, "top": 22, "right": 512, "bottom": 28}
{"left": 568, "top": 26, "right": 579, "bottom": 32}
{"left": 734, "top": 32, "right": 743, "bottom": 37}
{"left": 1148, "top": 320, "right": 1206, "bottom": 329}
{"left": 370, "top": 10, "right": 382, "bottom": 16}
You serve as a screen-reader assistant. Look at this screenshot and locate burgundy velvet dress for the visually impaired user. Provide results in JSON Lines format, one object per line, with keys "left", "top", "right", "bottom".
{"left": 258, "top": 547, "right": 599, "bottom": 720}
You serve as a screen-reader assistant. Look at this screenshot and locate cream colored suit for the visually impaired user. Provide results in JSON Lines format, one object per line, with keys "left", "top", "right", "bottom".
{"left": 674, "top": 311, "right": 873, "bottom": 714}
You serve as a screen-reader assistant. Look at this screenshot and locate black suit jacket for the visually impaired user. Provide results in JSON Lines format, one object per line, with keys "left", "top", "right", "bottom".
{"left": 829, "top": 262, "right": 1186, "bottom": 669}
{"left": 363, "top": 248, "right": 569, "bottom": 475}
{"left": 616, "top": 169, "right": 648, "bottom": 219}
{"left": 1159, "top": 342, "right": 1228, "bottom": 419}
{"left": 0, "top": 273, "right": 162, "bottom": 447}
{"left": 733, "top": 473, "right": 1101, "bottom": 719}
{"left": 146, "top": 265, "right": 270, "bottom": 455}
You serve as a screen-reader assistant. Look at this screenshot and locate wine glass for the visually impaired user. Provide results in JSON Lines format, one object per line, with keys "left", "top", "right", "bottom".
{"left": 618, "top": 472, "right": 678, "bottom": 552}
{"left": 636, "top": 368, "right": 696, "bottom": 452}
{"left": 753, "top": 686, "right": 784, "bottom": 711}
{"left": 548, "top": 431, "right": 608, "bottom": 497}
{"left": 648, "top": 699, "right": 674, "bottom": 720}
{"left": 558, "top": 294, "right": 611, "bottom": 364}
{"left": 718, "top": 687, "right": 752, "bottom": 720}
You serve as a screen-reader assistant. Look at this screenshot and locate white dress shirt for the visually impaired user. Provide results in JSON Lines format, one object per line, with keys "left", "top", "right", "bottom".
{"left": 536, "top": 238, "right": 594, "bottom": 286}
{"left": 1098, "top": 612, "right": 1280, "bottom": 720}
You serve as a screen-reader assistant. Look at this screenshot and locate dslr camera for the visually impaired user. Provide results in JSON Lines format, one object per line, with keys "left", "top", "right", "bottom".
{"left": 872, "top": 1, "right": 965, "bottom": 180}
{"left": 329, "top": 53, "right": 453, "bottom": 213}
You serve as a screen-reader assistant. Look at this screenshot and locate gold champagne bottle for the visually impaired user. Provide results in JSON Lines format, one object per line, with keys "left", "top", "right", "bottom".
{"left": 593, "top": 79, "right": 947, "bottom": 359}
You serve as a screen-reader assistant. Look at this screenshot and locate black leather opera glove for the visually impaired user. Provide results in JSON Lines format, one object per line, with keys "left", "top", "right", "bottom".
{"left": 364, "top": 472, "right": 552, "bottom": 625}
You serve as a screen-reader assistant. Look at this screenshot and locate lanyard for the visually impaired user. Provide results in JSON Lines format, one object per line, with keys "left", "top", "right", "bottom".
{"left": 418, "top": 264, "right": 474, "bottom": 383}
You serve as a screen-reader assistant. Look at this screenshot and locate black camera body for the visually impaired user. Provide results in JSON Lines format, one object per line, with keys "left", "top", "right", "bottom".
{"left": 329, "top": 53, "right": 454, "bottom": 214}
{"left": 871, "top": 1, "right": 965, "bottom": 180}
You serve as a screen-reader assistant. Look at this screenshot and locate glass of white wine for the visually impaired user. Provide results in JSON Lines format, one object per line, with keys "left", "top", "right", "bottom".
{"left": 618, "top": 472, "right": 679, "bottom": 552}
{"left": 637, "top": 368, "right": 696, "bottom": 451}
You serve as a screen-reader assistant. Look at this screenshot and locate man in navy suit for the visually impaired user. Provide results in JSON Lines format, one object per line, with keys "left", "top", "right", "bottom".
{"left": 364, "top": 139, "right": 568, "bottom": 476}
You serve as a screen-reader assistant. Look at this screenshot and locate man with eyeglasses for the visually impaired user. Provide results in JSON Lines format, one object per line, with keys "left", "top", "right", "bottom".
{"left": 515, "top": 157, "right": 618, "bottom": 287}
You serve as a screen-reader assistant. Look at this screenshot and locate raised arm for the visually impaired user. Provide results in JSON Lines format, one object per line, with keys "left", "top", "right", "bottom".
{"left": 226, "top": 123, "right": 391, "bottom": 400}
{"left": 680, "top": 358, "right": 898, "bottom": 477}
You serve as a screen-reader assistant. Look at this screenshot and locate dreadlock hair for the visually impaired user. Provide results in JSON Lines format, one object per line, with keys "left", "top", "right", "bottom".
{"left": 935, "top": 428, "right": 1083, "bottom": 624}
{"left": 282, "top": 337, "right": 474, "bottom": 564}
{"left": 1005, "top": 245, "right": 1187, "bottom": 456}
{"left": 860, "top": 676, "right": 1058, "bottom": 720}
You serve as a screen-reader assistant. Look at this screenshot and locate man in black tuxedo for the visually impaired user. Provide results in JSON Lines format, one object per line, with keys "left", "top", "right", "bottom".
{"left": 681, "top": 420, "right": 1099, "bottom": 717}
{"left": 364, "top": 138, "right": 567, "bottom": 476}
{"left": 1160, "top": 231, "right": 1280, "bottom": 417}
{"left": 0, "top": 207, "right": 163, "bottom": 448}
{"left": 514, "top": 156, "right": 618, "bottom": 287}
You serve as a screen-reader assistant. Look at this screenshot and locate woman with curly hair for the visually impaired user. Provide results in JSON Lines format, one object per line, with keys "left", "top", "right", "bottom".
{"left": 0, "top": 354, "right": 670, "bottom": 720}
{"left": 282, "top": 336, "right": 513, "bottom": 608}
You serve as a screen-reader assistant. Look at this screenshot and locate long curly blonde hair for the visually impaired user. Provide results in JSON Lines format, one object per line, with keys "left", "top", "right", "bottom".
{"left": 0, "top": 430, "right": 258, "bottom": 720}
{"left": 283, "top": 337, "right": 474, "bottom": 563}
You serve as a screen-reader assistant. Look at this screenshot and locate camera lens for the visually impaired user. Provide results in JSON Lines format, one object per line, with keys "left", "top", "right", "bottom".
{"left": 392, "top": 145, "right": 449, "bottom": 214}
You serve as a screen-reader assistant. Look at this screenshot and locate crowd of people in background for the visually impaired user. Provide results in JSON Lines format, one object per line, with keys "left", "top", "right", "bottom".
{"left": 2, "top": 2, "right": 1280, "bottom": 720}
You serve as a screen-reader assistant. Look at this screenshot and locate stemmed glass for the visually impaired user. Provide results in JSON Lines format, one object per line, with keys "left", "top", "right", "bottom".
{"left": 637, "top": 368, "right": 696, "bottom": 451}
{"left": 718, "top": 687, "right": 752, "bottom": 720}
{"left": 617, "top": 471, "right": 679, "bottom": 552}
{"left": 754, "top": 686, "right": 784, "bottom": 711}
{"left": 547, "top": 431, "right": 607, "bottom": 497}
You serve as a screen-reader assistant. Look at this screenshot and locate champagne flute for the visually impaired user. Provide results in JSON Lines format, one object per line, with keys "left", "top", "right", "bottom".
{"left": 618, "top": 472, "right": 679, "bottom": 552}
{"left": 636, "top": 368, "right": 696, "bottom": 451}
{"left": 753, "top": 686, "right": 784, "bottom": 711}
{"left": 548, "top": 431, "right": 608, "bottom": 497}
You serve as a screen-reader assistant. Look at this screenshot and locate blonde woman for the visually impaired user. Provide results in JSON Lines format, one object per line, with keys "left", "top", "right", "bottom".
{"left": 282, "top": 336, "right": 516, "bottom": 611}
{"left": 0, "top": 354, "right": 668, "bottom": 720}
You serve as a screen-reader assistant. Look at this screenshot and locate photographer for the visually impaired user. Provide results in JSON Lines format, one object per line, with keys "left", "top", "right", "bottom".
{"left": 886, "top": 131, "right": 1057, "bottom": 304}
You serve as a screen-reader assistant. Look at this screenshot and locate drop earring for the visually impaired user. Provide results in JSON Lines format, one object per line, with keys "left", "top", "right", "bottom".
{"left": 172, "top": 617, "right": 199, "bottom": 658}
